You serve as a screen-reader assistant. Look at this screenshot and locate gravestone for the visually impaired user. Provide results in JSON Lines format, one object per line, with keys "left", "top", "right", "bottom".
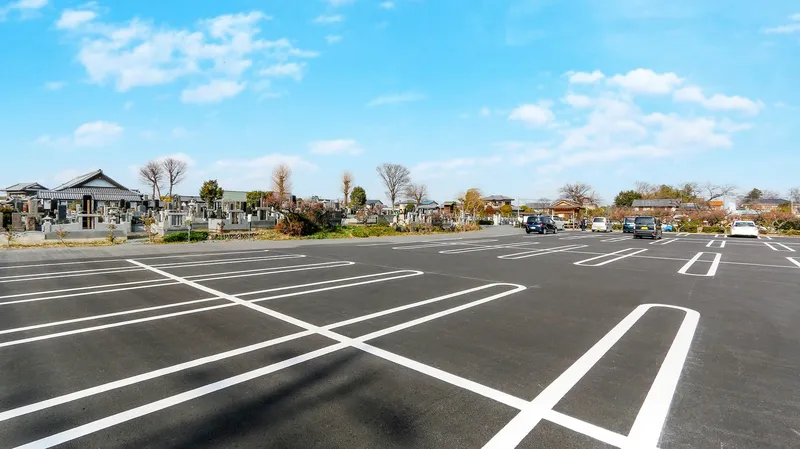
{"left": 25, "top": 215, "right": 36, "bottom": 231}
{"left": 11, "top": 213, "right": 23, "bottom": 231}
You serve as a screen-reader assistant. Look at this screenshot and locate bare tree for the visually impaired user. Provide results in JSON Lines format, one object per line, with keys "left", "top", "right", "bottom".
{"left": 558, "top": 182, "right": 598, "bottom": 205}
{"left": 272, "top": 164, "right": 292, "bottom": 208}
{"left": 701, "top": 183, "right": 736, "bottom": 201}
{"left": 138, "top": 161, "right": 164, "bottom": 199}
{"left": 537, "top": 197, "right": 552, "bottom": 204}
{"left": 162, "top": 157, "right": 188, "bottom": 198}
{"left": 376, "top": 163, "right": 411, "bottom": 208}
{"left": 405, "top": 183, "right": 429, "bottom": 205}
{"left": 634, "top": 181, "right": 654, "bottom": 196}
{"left": 789, "top": 187, "right": 800, "bottom": 203}
{"left": 762, "top": 189, "right": 781, "bottom": 200}
{"left": 342, "top": 171, "right": 353, "bottom": 208}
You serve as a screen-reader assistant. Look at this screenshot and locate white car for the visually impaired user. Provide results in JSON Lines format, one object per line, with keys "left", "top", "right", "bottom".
{"left": 591, "top": 217, "right": 612, "bottom": 232}
{"left": 548, "top": 216, "right": 566, "bottom": 231}
{"left": 730, "top": 220, "right": 759, "bottom": 238}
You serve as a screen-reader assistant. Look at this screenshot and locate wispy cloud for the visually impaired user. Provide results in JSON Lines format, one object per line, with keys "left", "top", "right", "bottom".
{"left": 55, "top": 8, "right": 96, "bottom": 29}
{"left": 379, "top": 1, "right": 395, "bottom": 9}
{"left": 0, "top": 0, "right": 47, "bottom": 21}
{"left": 325, "top": 35, "right": 342, "bottom": 44}
{"left": 764, "top": 13, "right": 800, "bottom": 34}
{"left": 312, "top": 14, "right": 344, "bottom": 24}
{"left": 367, "top": 92, "right": 425, "bottom": 107}
{"left": 34, "top": 120, "right": 124, "bottom": 149}
{"left": 308, "top": 139, "right": 363, "bottom": 155}
{"left": 259, "top": 62, "right": 305, "bottom": 81}
{"left": 44, "top": 81, "right": 66, "bottom": 90}
{"left": 181, "top": 80, "right": 246, "bottom": 104}
{"left": 674, "top": 85, "right": 763, "bottom": 115}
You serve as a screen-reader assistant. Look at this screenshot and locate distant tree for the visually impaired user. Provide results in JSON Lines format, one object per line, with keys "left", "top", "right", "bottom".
{"left": 777, "top": 202, "right": 793, "bottom": 213}
{"left": 558, "top": 182, "right": 598, "bottom": 205}
{"left": 404, "top": 204, "right": 415, "bottom": 214}
{"left": 485, "top": 205, "right": 496, "bottom": 216}
{"left": 635, "top": 181, "right": 654, "bottom": 196}
{"left": 350, "top": 186, "right": 367, "bottom": 209}
{"left": 341, "top": 171, "right": 353, "bottom": 208}
{"left": 272, "top": 164, "right": 292, "bottom": 208}
{"left": 743, "top": 188, "right": 763, "bottom": 203}
{"left": 246, "top": 191, "right": 269, "bottom": 209}
{"left": 762, "top": 189, "right": 780, "bottom": 200}
{"left": 520, "top": 205, "right": 531, "bottom": 212}
{"left": 162, "top": 157, "right": 188, "bottom": 198}
{"left": 405, "top": 183, "right": 429, "bottom": 205}
{"left": 614, "top": 190, "right": 642, "bottom": 207}
{"left": 138, "top": 160, "right": 164, "bottom": 199}
{"left": 376, "top": 163, "right": 411, "bottom": 208}
{"left": 499, "top": 204, "right": 513, "bottom": 217}
{"left": 460, "top": 188, "right": 484, "bottom": 221}
{"left": 199, "top": 179, "right": 224, "bottom": 208}
{"left": 701, "top": 183, "right": 736, "bottom": 201}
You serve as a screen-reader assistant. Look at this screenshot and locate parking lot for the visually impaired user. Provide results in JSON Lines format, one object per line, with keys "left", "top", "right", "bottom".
{"left": 1, "top": 229, "right": 799, "bottom": 448}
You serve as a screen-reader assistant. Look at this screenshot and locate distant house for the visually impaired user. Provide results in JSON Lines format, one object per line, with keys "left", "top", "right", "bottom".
{"left": 482, "top": 195, "right": 514, "bottom": 208}
{"left": 35, "top": 169, "right": 142, "bottom": 210}
{"left": 365, "top": 199, "right": 385, "bottom": 210}
{"left": 707, "top": 200, "right": 725, "bottom": 210}
{"left": 416, "top": 202, "right": 441, "bottom": 214}
{"left": 744, "top": 198, "right": 791, "bottom": 212}
{"left": 525, "top": 202, "right": 553, "bottom": 214}
{"left": 393, "top": 199, "right": 415, "bottom": 210}
{"left": 3, "top": 182, "right": 48, "bottom": 199}
{"left": 549, "top": 199, "right": 593, "bottom": 221}
{"left": 632, "top": 199, "right": 686, "bottom": 212}
{"left": 442, "top": 201, "right": 457, "bottom": 214}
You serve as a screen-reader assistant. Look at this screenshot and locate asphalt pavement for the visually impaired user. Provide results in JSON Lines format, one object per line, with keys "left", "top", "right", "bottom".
{"left": 1, "top": 227, "right": 799, "bottom": 448}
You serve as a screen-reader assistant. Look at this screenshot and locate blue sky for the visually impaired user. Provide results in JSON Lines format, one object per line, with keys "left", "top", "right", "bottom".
{"left": 1, "top": 0, "right": 799, "bottom": 204}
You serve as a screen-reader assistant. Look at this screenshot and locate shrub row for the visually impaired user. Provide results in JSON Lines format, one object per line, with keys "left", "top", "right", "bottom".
{"left": 162, "top": 231, "right": 209, "bottom": 243}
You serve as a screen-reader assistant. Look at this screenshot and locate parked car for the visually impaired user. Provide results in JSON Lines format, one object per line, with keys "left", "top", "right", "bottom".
{"left": 547, "top": 215, "right": 565, "bottom": 231}
{"left": 591, "top": 217, "right": 612, "bottom": 232}
{"left": 662, "top": 224, "right": 674, "bottom": 232}
{"left": 525, "top": 216, "right": 557, "bottom": 234}
{"left": 731, "top": 220, "right": 759, "bottom": 238}
{"left": 633, "top": 216, "right": 662, "bottom": 239}
{"left": 623, "top": 217, "right": 635, "bottom": 233}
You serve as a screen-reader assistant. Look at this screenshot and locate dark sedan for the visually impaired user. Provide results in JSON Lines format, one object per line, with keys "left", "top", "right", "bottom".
{"left": 525, "top": 216, "right": 557, "bottom": 234}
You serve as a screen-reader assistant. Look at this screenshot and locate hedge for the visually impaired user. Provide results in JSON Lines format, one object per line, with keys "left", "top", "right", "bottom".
{"left": 163, "top": 231, "right": 209, "bottom": 242}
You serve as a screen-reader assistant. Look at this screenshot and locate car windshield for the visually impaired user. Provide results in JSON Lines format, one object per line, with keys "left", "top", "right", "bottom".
{"left": 635, "top": 217, "right": 655, "bottom": 225}
{"left": 593, "top": 217, "right": 605, "bottom": 223}
{"left": 624, "top": 217, "right": 635, "bottom": 224}
{"left": 734, "top": 221, "right": 756, "bottom": 227}
{"left": 526, "top": 217, "right": 541, "bottom": 223}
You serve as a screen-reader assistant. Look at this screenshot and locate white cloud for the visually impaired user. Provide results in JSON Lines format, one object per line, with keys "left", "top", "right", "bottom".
{"left": 156, "top": 152, "right": 195, "bottom": 166}
{"left": 325, "top": 35, "right": 342, "bottom": 44}
{"left": 312, "top": 14, "right": 343, "bottom": 24}
{"left": 367, "top": 92, "right": 425, "bottom": 107}
{"left": 213, "top": 154, "right": 317, "bottom": 185}
{"left": 308, "top": 139, "right": 363, "bottom": 155}
{"left": 508, "top": 103, "right": 554, "bottom": 127}
{"left": 479, "top": 107, "right": 491, "bottom": 117}
{"left": 562, "top": 94, "right": 593, "bottom": 109}
{"left": 44, "top": 81, "right": 65, "bottom": 90}
{"left": 34, "top": 122, "right": 123, "bottom": 149}
{"left": 607, "top": 68, "right": 684, "bottom": 94}
{"left": 566, "top": 70, "right": 605, "bottom": 84}
{"left": 58, "top": 10, "right": 315, "bottom": 100}
{"left": 181, "top": 80, "right": 246, "bottom": 104}
{"left": 259, "top": 62, "right": 305, "bottom": 81}
{"left": 643, "top": 113, "right": 731, "bottom": 149}
{"left": 55, "top": 9, "right": 96, "bottom": 29}
{"left": 764, "top": 14, "right": 800, "bottom": 34}
{"left": 674, "top": 85, "right": 763, "bottom": 115}
{"left": 170, "top": 126, "right": 190, "bottom": 138}
{"left": 0, "top": 0, "right": 47, "bottom": 20}
{"left": 326, "top": 0, "right": 355, "bottom": 6}
{"left": 379, "top": 1, "right": 395, "bottom": 9}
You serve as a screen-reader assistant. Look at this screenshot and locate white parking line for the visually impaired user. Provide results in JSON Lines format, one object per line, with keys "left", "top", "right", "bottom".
{"left": 439, "top": 242, "right": 540, "bottom": 254}
{"left": 482, "top": 304, "right": 699, "bottom": 449}
{"left": 0, "top": 270, "right": 423, "bottom": 348}
{"left": 601, "top": 236, "right": 630, "bottom": 243}
{"left": 678, "top": 252, "right": 722, "bottom": 277}
{"left": 0, "top": 254, "right": 305, "bottom": 284}
{"left": 13, "top": 268, "right": 525, "bottom": 447}
{"left": 787, "top": 257, "right": 800, "bottom": 268}
{"left": 0, "top": 250, "right": 272, "bottom": 271}
{"left": 706, "top": 240, "right": 726, "bottom": 248}
{"left": 762, "top": 235, "right": 773, "bottom": 240}
{"left": 764, "top": 242, "right": 795, "bottom": 252}
{"left": 0, "top": 282, "right": 514, "bottom": 423}
{"left": 0, "top": 261, "right": 354, "bottom": 306}
{"left": 573, "top": 248, "right": 648, "bottom": 267}
{"left": 650, "top": 238, "right": 677, "bottom": 246}
{"left": 498, "top": 244, "right": 587, "bottom": 260}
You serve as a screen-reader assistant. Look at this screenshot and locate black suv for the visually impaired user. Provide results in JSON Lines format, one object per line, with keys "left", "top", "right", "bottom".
{"left": 633, "top": 216, "right": 662, "bottom": 240}
{"left": 525, "top": 216, "right": 557, "bottom": 234}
